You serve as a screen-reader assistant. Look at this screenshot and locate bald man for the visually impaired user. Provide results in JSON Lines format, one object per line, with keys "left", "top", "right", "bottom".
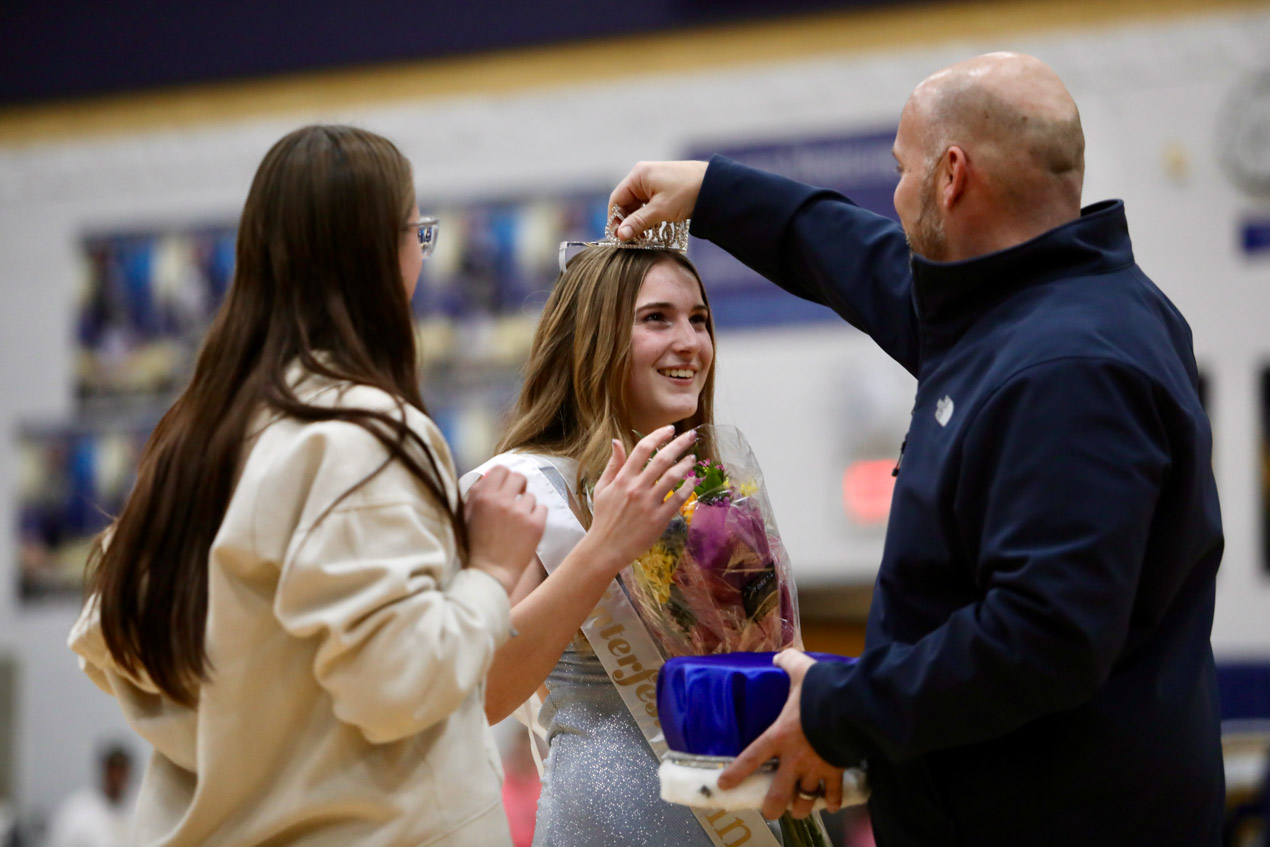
{"left": 611, "top": 53, "right": 1224, "bottom": 846}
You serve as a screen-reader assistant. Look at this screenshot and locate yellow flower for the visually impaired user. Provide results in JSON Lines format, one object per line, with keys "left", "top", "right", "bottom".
{"left": 738, "top": 481, "right": 758, "bottom": 497}
{"left": 679, "top": 492, "right": 698, "bottom": 526}
{"left": 633, "top": 545, "right": 677, "bottom": 606}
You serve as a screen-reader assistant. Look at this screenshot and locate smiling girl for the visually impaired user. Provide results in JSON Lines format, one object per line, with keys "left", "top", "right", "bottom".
{"left": 461, "top": 244, "right": 721, "bottom": 847}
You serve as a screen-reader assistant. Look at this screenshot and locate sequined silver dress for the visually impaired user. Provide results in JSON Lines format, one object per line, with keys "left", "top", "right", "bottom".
{"left": 533, "top": 641, "right": 713, "bottom": 846}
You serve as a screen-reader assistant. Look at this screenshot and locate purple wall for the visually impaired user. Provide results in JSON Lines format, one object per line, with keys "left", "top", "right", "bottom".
{"left": 1, "top": 0, "right": 919, "bottom": 106}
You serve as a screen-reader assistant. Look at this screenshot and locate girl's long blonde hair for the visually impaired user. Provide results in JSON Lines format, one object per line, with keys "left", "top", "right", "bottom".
{"left": 497, "top": 246, "right": 716, "bottom": 523}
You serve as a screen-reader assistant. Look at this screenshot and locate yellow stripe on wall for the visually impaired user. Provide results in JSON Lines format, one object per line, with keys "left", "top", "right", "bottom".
{"left": 1, "top": 0, "right": 1265, "bottom": 146}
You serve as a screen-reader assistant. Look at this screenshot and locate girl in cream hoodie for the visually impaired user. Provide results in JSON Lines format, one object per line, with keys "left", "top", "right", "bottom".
{"left": 71, "top": 124, "right": 553, "bottom": 847}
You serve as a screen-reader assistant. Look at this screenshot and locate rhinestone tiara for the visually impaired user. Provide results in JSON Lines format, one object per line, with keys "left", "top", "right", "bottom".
{"left": 558, "top": 205, "right": 690, "bottom": 271}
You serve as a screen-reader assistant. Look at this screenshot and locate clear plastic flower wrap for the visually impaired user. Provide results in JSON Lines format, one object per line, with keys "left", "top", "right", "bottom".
{"left": 620, "top": 424, "right": 800, "bottom": 659}
{"left": 622, "top": 426, "right": 858, "bottom": 846}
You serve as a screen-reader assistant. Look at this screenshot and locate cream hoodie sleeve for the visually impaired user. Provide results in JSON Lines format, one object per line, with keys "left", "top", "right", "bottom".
{"left": 266, "top": 409, "right": 511, "bottom": 744}
{"left": 69, "top": 595, "right": 202, "bottom": 772}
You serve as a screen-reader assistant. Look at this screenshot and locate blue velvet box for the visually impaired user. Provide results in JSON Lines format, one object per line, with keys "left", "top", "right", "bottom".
{"left": 656, "top": 651, "right": 856, "bottom": 757}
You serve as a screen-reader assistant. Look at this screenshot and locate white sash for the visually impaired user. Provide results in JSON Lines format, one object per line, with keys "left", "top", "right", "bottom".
{"left": 479, "top": 452, "right": 782, "bottom": 847}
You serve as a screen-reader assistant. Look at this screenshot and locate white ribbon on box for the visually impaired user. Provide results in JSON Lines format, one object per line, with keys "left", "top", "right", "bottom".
{"left": 659, "top": 752, "right": 870, "bottom": 813}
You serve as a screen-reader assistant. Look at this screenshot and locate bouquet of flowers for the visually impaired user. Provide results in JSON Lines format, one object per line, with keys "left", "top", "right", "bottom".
{"left": 625, "top": 426, "right": 839, "bottom": 846}
{"left": 621, "top": 424, "right": 798, "bottom": 659}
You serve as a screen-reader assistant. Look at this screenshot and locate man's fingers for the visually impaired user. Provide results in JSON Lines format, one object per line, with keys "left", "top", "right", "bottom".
{"left": 762, "top": 761, "right": 798, "bottom": 820}
{"left": 717, "top": 732, "right": 775, "bottom": 790}
{"left": 616, "top": 201, "right": 673, "bottom": 241}
{"left": 609, "top": 160, "right": 707, "bottom": 239}
{"left": 774, "top": 648, "right": 815, "bottom": 682}
{"left": 774, "top": 647, "right": 801, "bottom": 669}
{"left": 608, "top": 168, "right": 648, "bottom": 218}
{"left": 824, "top": 771, "right": 843, "bottom": 813}
{"left": 616, "top": 206, "right": 649, "bottom": 241}
{"left": 788, "top": 780, "right": 821, "bottom": 820}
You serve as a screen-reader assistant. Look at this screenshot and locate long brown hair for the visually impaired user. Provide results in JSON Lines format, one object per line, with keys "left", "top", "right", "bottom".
{"left": 87, "top": 125, "right": 465, "bottom": 705}
{"left": 498, "top": 246, "right": 715, "bottom": 522}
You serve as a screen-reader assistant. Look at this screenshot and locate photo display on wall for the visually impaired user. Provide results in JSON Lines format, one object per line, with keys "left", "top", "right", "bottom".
{"left": 17, "top": 189, "right": 610, "bottom": 600}
{"left": 16, "top": 420, "right": 155, "bottom": 600}
{"left": 77, "top": 228, "right": 237, "bottom": 403}
{"left": 409, "top": 192, "right": 610, "bottom": 470}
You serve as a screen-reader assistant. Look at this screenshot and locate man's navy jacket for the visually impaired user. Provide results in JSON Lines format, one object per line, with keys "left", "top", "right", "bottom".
{"left": 692, "top": 156, "right": 1225, "bottom": 846}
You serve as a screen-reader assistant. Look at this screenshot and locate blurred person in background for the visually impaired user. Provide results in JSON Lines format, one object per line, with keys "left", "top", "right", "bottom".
{"left": 44, "top": 744, "right": 132, "bottom": 847}
{"left": 494, "top": 719, "right": 541, "bottom": 847}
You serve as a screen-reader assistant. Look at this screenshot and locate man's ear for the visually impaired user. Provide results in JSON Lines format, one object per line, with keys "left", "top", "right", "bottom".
{"left": 942, "top": 145, "right": 969, "bottom": 209}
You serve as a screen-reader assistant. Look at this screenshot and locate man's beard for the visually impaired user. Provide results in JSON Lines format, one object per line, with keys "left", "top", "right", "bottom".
{"left": 905, "top": 166, "right": 948, "bottom": 261}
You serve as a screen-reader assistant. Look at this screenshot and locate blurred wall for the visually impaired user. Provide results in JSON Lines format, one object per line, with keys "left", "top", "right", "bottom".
{"left": 1, "top": 0, "right": 1268, "bottom": 829}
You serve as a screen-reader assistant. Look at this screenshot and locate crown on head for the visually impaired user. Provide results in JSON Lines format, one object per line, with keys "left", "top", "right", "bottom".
{"left": 558, "top": 205, "right": 690, "bottom": 271}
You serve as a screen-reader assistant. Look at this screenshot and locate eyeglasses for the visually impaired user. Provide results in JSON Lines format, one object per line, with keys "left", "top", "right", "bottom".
{"left": 405, "top": 216, "right": 440, "bottom": 259}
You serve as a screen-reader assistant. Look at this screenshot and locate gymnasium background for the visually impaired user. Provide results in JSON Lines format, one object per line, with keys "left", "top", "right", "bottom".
{"left": 2, "top": 0, "right": 1268, "bottom": 839}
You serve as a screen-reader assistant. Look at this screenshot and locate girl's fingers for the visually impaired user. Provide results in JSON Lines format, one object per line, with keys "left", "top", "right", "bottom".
{"left": 476, "top": 465, "right": 525, "bottom": 499}
{"left": 597, "top": 439, "right": 626, "bottom": 489}
{"left": 657, "top": 456, "right": 697, "bottom": 507}
{"left": 638, "top": 429, "right": 697, "bottom": 485}
{"left": 501, "top": 468, "right": 528, "bottom": 496}
{"left": 476, "top": 465, "right": 506, "bottom": 489}
{"left": 621, "top": 425, "right": 676, "bottom": 477}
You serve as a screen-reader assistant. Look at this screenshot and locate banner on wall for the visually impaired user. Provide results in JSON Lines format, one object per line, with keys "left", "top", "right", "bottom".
{"left": 685, "top": 128, "right": 900, "bottom": 328}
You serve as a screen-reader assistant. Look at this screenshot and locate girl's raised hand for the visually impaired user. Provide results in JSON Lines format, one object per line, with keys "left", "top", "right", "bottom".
{"left": 587, "top": 425, "right": 697, "bottom": 568}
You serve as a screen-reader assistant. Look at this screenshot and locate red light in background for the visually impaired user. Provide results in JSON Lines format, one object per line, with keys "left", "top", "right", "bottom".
{"left": 842, "top": 460, "right": 896, "bottom": 524}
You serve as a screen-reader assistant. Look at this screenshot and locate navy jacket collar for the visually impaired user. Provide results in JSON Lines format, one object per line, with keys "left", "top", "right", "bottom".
{"left": 911, "top": 200, "right": 1135, "bottom": 354}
